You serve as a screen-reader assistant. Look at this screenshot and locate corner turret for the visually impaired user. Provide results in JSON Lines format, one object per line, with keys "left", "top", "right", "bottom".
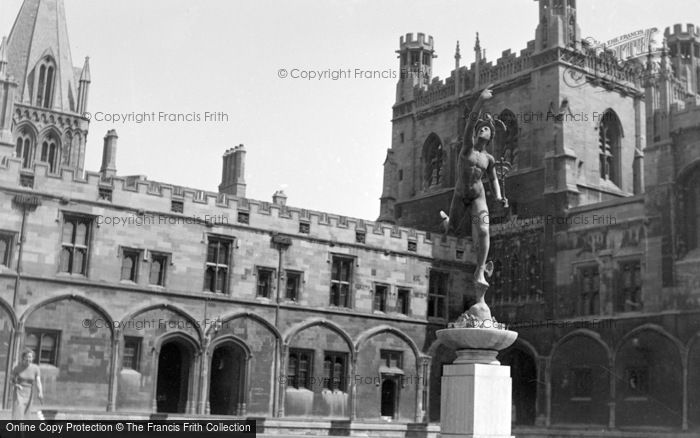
{"left": 534, "top": 0, "right": 580, "bottom": 52}
{"left": 395, "top": 33, "right": 435, "bottom": 103}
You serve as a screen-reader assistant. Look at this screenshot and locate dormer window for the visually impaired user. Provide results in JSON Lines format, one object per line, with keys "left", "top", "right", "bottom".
{"left": 34, "top": 57, "right": 56, "bottom": 109}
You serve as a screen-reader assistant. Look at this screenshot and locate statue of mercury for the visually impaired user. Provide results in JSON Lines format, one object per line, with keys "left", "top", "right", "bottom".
{"left": 441, "top": 85, "right": 507, "bottom": 321}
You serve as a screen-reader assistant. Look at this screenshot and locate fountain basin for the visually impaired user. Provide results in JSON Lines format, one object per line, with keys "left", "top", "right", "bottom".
{"left": 436, "top": 328, "right": 518, "bottom": 364}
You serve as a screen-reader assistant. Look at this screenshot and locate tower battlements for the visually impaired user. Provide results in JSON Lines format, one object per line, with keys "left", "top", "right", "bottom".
{"left": 670, "top": 95, "right": 700, "bottom": 132}
{"left": 665, "top": 23, "right": 700, "bottom": 39}
{"left": 399, "top": 33, "right": 434, "bottom": 51}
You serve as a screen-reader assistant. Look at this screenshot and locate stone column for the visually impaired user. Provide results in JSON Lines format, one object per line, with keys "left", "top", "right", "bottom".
{"left": 106, "top": 328, "right": 121, "bottom": 412}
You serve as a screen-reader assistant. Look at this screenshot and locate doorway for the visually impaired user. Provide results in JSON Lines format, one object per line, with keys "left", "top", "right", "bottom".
{"left": 209, "top": 342, "right": 246, "bottom": 415}
{"left": 156, "top": 341, "right": 192, "bottom": 413}
{"left": 380, "top": 376, "right": 399, "bottom": 419}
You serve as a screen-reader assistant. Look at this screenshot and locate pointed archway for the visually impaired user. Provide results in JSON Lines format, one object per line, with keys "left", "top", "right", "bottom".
{"left": 499, "top": 347, "right": 537, "bottom": 425}
{"left": 156, "top": 339, "right": 195, "bottom": 413}
{"left": 380, "top": 377, "right": 399, "bottom": 419}
{"left": 209, "top": 341, "right": 247, "bottom": 415}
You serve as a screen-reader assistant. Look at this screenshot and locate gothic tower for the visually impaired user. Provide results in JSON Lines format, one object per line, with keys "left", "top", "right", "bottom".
{"left": 665, "top": 24, "right": 700, "bottom": 95}
{"left": 0, "top": 0, "right": 90, "bottom": 175}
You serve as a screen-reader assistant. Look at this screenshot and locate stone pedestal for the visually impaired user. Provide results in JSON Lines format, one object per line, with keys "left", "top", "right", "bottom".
{"left": 440, "top": 358, "right": 513, "bottom": 438}
{"left": 437, "top": 328, "right": 517, "bottom": 438}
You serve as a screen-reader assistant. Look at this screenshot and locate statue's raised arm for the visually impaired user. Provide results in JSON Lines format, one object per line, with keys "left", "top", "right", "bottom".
{"left": 460, "top": 85, "right": 494, "bottom": 155}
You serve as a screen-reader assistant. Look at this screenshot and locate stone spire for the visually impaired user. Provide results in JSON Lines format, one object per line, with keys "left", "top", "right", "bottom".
{"left": 454, "top": 41, "right": 461, "bottom": 96}
{"left": 77, "top": 56, "right": 90, "bottom": 114}
{"left": 474, "top": 33, "right": 482, "bottom": 90}
{"left": 5, "top": 0, "right": 80, "bottom": 112}
{"left": 0, "top": 37, "right": 8, "bottom": 77}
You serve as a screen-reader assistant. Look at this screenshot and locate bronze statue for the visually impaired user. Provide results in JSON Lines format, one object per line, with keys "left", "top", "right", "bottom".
{"left": 441, "top": 85, "right": 507, "bottom": 323}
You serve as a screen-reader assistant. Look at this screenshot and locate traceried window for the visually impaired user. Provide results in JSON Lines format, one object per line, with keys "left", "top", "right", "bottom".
{"left": 428, "top": 270, "right": 448, "bottom": 318}
{"left": 684, "top": 170, "right": 700, "bottom": 252}
{"left": 15, "top": 127, "right": 34, "bottom": 169}
{"left": 422, "top": 134, "right": 444, "bottom": 188}
{"left": 498, "top": 109, "right": 519, "bottom": 170}
{"left": 323, "top": 352, "right": 347, "bottom": 391}
{"left": 578, "top": 266, "right": 600, "bottom": 315}
{"left": 598, "top": 109, "right": 622, "bottom": 186}
{"left": 34, "top": 56, "right": 57, "bottom": 109}
{"left": 59, "top": 214, "right": 92, "bottom": 275}
{"left": 25, "top": 329, "right": 59, "bottom": 365}
{"left": 39, "top": 135, "right": 60, "bottom": 173}
{"left": 287, "top": 349, "right": 313, "bottom": 390}
{"left": 204, "top": 237, "right": 231, "bottom": 293}
{"left": 330, "top": 256, "right": 353, "bottom": 308}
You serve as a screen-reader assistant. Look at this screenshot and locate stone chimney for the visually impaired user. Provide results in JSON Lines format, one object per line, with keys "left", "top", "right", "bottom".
{"left": 100, "top": 129, "right": 118, "bottom": 177}
{"left": 272, "top": 190, "right": 287, "bottom": 206}
{"left": 219, "top": 144, "right": 246, "bottom": 197}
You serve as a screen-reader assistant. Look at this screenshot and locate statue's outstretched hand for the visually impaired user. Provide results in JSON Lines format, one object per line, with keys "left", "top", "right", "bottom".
{"left": 480, "top": 84, "right": 494, "bottom": 100}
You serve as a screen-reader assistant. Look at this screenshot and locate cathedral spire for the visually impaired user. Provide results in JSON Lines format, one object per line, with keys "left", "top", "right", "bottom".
{"left": 5, "top": 0, "right": 81, "bottom": 113}
{"left": 0, "top": 37, "right": 8, "bottom": 77}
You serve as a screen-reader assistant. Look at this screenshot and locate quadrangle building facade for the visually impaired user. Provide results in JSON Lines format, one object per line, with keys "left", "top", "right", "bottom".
{"left": 0, "top": 0, "right": 699, "bottom": 436}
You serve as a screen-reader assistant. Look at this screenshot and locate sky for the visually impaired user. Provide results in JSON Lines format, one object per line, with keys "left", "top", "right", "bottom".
{"left": 0, "top": 0, "right": 697, "bottom": 220}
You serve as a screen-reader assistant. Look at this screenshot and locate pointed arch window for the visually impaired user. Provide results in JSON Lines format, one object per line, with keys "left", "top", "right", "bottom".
{"left": 684, "top": 169, "right": 700, "bottom": 252}
{"left": 15, "top": 127, "right": 34, "bottom": 169}
{"left": 39, "top": 134, "right": 60, "bottom": 173}
{"left": 498, "top": 110, "right": 519, "bottom": 170}
{"left": 598, "top": 110, "right": 622, "bottom": 186}
{"left": 34, "top": 57, "right": 56, "bottom": 109}
{"left": 422, "top": 134, "right": 444, "bottom": 189}
{"left": 63, "top": 132, "right": 72, "bottom": 166}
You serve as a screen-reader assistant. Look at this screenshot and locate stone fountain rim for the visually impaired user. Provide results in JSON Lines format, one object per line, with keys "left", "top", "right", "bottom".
{"left": 435, "top": 327, "right": 518, "bottom": 351}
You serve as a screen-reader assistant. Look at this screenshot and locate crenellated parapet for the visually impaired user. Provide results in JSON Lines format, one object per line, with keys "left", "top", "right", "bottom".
{"left": 665, "top": 23, "right": 700, "bottom": 40}
{"left": 670, "top": 95, "right": 700, "bottom": 133}
{"left": 399, "top": 32, "right": 434, "bottom": 51}
{"left": 0, "top": 157, "right": 472, "bottom": 264}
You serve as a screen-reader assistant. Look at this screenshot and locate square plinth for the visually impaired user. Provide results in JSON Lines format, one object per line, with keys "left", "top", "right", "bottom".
{"left": 440, "top": 362, "right": 513, "bottom": 438}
